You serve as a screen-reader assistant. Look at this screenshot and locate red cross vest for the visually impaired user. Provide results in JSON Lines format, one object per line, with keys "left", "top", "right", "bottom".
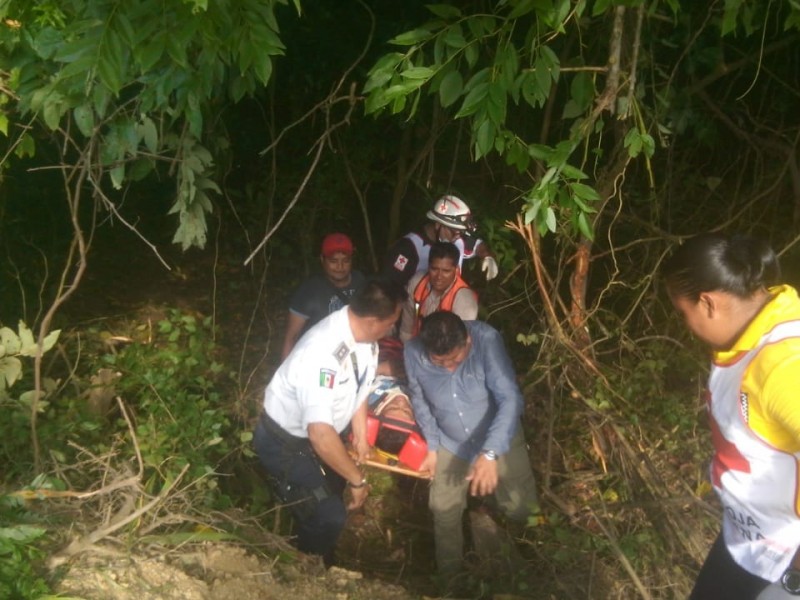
{"left": 708, "top": 319, "right": 800, "bottom": 581}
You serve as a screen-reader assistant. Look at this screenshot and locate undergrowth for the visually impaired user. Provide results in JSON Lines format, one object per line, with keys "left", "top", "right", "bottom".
{"left": 0, "top": 308, "right": 248, "bottom": 597}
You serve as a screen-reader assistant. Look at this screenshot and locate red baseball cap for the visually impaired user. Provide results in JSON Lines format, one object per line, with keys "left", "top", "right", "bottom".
{"left": 321, "top": 233, "right": 354, "bottom": 257}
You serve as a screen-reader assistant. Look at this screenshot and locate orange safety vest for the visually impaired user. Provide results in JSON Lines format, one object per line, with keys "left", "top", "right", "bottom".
{"left": 412, "top": 274, "right": 475, "bottom": 335}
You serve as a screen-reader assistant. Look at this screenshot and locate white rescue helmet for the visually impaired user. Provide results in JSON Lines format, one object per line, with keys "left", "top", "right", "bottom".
{"left": 426, "top": 195, "right": 477, "bottom": 233}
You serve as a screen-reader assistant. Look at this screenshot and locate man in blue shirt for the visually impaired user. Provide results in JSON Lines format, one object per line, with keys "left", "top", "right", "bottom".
{"left": 403, "top": 311, "right": 538, "bottom": 578}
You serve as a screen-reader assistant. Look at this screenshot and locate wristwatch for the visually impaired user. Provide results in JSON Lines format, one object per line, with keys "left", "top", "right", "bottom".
{"left": 347, "top": 477, "right": 368, "bottom": 489}
{"left": 782, "top": 568, "right": 800, "bottom": 595}
{"left": 481, "top": 449, "right": 497, "bottom": 461}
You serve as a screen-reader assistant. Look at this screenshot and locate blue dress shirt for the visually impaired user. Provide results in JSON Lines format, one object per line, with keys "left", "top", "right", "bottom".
{"left": 403, "top": 320, "right": 523, "bottom": 462}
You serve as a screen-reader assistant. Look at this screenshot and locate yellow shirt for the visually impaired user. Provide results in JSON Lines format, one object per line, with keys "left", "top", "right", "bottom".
{"left": 714, "top": 285, "right": 800, "bottom": 455}
{"left": 709, "top": 284, "right": 800, "bottom": 579}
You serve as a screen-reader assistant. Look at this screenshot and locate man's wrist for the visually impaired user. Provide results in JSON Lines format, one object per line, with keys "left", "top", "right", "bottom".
{"left": 347, "top": 477, "right": 368, "bottom": 489}
{"left": 481, "top": 449, "right": 497, "bottom": 461}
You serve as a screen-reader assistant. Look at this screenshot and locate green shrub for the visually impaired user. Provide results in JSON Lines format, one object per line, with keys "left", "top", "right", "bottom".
{"left": 0, "top": 495, "right": 51, "bottom": 599}
{"left": 101, "top": 310, "right": 236, "bottom": 506}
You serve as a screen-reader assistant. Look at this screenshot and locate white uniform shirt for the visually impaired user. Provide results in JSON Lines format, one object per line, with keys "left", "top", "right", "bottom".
{"left": 264, "top": 306, "right": 378, "bottom": 437}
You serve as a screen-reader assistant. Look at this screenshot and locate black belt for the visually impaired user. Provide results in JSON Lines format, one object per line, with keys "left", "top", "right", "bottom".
{"left": 260, "top": 411, "right": 309, "bottom": 449}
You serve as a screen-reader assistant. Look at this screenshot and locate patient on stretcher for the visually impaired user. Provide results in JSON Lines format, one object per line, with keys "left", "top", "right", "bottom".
{"left": 366, "top": 377, "right": 428, "bottom": 472}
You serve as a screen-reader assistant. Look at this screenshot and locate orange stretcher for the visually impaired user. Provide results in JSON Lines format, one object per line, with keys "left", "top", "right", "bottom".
{"left": 356, "top": 447, "right": 431, "bottom": 479}
{"left": 348, "top": 412, "right": 431, "bottom": 479}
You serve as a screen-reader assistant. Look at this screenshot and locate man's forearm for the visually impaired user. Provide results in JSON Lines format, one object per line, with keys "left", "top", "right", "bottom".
{"left": 307, "top": 422, "right": 364, "bottom": 486}
{"left": 350, "top": 401, "right": 368, "bottom": 447}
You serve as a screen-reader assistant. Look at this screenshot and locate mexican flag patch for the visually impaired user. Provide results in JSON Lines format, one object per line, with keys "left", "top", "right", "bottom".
{"left": 319, "top": 368, "right": 336, "bottom": 388}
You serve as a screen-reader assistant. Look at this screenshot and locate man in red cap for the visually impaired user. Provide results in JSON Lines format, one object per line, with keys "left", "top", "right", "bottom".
{"left": 281, "top": 233, "right": 367, "bottom": 359}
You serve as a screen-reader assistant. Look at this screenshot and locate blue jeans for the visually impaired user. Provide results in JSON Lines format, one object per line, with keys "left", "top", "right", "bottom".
{"left": 252, "top": 416, "right": 347, "bottom": 564}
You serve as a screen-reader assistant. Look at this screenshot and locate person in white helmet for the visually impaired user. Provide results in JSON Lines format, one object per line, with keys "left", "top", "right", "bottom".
{"left": 383, "top": 195, "right": 499, "bottom": 287}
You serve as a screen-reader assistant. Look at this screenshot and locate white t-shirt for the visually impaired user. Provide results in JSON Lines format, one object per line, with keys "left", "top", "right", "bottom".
{"left": 264, "top": 307, "right": 378, "bottom": 437}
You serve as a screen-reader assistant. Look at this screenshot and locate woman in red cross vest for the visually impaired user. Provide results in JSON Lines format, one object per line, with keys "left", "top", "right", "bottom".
{"left": 663, "top": 232, "right": 800, "bottom": 599}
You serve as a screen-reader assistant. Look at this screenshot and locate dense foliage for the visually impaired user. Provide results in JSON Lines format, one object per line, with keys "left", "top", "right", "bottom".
{"left": 0, "top": 0, "right": 799, "bottom": 597}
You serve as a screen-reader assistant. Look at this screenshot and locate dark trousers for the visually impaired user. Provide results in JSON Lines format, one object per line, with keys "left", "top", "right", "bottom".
{"left": 690, "top": 533, "right": 796, "bottom": 599}
{"left": 252, "top": 415, "right": 347, "bottom": 564}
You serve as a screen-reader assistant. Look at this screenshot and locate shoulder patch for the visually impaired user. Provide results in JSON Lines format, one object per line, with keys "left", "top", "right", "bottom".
{"left": 393, "top": 254, "right": 409, "bottom": 271}
{"left": 319, "top": 368, "right": 336, "bottom": 389}
{"left": 333, "top": 342, "right": 350, "bottom": 363}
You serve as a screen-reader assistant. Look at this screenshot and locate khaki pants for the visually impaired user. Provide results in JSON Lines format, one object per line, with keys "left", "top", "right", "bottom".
{"left": 429, "top": 427, "right": 539, "bottom": 575}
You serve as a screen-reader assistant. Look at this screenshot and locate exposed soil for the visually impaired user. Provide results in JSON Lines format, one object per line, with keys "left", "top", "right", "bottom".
{"left": 55, "top": 542, "right": 421, "bottom": 600}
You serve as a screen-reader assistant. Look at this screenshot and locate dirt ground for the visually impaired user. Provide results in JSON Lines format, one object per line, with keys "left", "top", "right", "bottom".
{"left": 54, "top": 541, "right": 423, "bottom": 600}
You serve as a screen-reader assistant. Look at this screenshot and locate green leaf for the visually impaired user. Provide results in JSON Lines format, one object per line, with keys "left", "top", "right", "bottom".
{"left": 390, "top": 28, "right": 433, "bottom": 46}
{"left": 463, "top": 67, "right": 491, "bottom": 92}
{"left": 427, "top": 4, "right": 462, "bottom": 19}
{"left": 722, "top": 0, "right": 745, "bottom": 35}
{"left": 17, "top": 322, "right": 36, "bottom": 357}
{"left": 110, "top": 164, "right": 125, "bottom": 190}
{"left": 534, "top": 54, "right": 553, "bottom": 97}
{"left": 528, "top": 143, "right": 553, "bottom": 161}
{"left": 369, "top": 52, "right": 405, "bottom": 74}
{"left": 139, "top": 116, "right": 159, "bottom": 154}
{"left": 439, "top": 70, "right": 463, "bottom": 107}
{"left": 0, "top": 113, "right": 7, "bottom": 137}
{"left": 545, "top": 206, "right": 557, "bottom": 233}
{"left": 0, "top": 327, "right": 17, "bottom": 355}
{"left": 640, "top": 132, "right": 656, "bottom": 158}
{"left": 42, "top": 93, "right": 66, "bottom": 131}
{"left": 20, "top": 390, "right": 48, "bottom": 412}
{"left": 487, "top": 82, "right": 507, "bottom": 125}
{"left": 53, "top": 34, "right": 97, "bottom": 63}
{"left": 560, "top": 164, "right": 588, "bottom": 180}
{"left": 167, "top": 33, "right": 188, "bottom": 67}
{"left": 524, "top": 198, "right": 542, "bottom": 224}
{"left": 571, "top": 71, "right": 595, "bottom": 110}
{"left": 577, "top": 211, "right": 594, "bottom": 240}
{"left": 592, "top": 0, "right": 613, "bottom": 16}
{"left": 251, "top": 52, "right": 273, "bottom": 86}
{"left": 0, "top": 525, "right": 46, "bottom": 544}
{"left": 41, "top": 330, "right": 61, "bottom": 354}
{"left": 464, "top": 42, "right": 479, "bottom": 68}
{"left": 73, "top": 104, "right": 94, "bottom": 137}
{"left": 443, "top": 24, "right": 466, "bottom": 49}
{"left": 508, "top": 0, "right": 537, "bottom": 19}
{"left": 401, "top": 66, "right": 435, "bottom": 80}
{"left": 455, "top": 82, "right": 489, "bottom": 118}
{"left": 467, "top": 16, "right": 487, "bottom": 38}
{"left": 98, "top": 54, "right": 123, "bottom": 96}
{"left": 135, "top": 31, "right": 166, "bottom": 71}
{"left": 31, "top": 26, "right": 64, "bottom": 59}
{"left": 0, "top": 356, "right": 22, "bottom": 389}
{"left": 475, "top": 118, "right": 495, "bottom": 159}
{"left": 561, "top": 99, "right": 583, "bottom": 119}
{"left": 363, "top": 70, "right": 392, "bottom": 94}
{"left": 128, "top": 158, "right": 155, "bottom": 181}
{"left": 570, "top": 182, "right": 600, "bottom": 202}
{"left": 15, "top": 133, "right": 35, "bottom": 159}
{"left": 624, "top": 128, "right": 644, "bottom": 157}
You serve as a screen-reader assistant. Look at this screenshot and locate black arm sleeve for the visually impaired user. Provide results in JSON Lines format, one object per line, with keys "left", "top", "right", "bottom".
{"left": 382, "top": 237, "right": 419, "bottom": 286}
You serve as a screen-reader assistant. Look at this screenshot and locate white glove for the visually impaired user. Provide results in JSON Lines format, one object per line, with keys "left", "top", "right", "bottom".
{"left": 481, "top": 256, "right": 499, "bottom": 281}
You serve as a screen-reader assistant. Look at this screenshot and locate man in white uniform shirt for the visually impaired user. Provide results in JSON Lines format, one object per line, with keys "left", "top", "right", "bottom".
{"left": 253, "top": 279, "right": 406, "bottom": 566}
